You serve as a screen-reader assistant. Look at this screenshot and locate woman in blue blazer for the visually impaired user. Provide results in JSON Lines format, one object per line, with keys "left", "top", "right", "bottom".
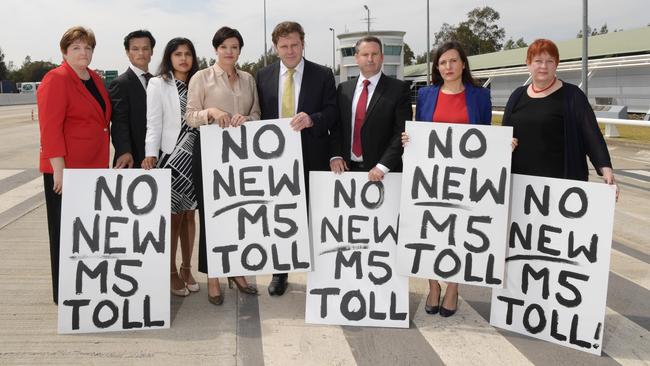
{"left": 414, "top": 43, "right": 491, "bottom": 124}
{"left": 404, "top": 41, "right": 492, "bottom": 318}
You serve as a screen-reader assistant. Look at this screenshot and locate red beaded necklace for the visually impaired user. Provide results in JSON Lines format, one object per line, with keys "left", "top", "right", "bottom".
{"left": 531, "top": 77, "right": 557, "bottom": 93}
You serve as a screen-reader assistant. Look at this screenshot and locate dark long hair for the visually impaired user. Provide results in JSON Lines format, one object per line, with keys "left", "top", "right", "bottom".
{"left": 431, "top": 41, "right": 478, "bottom": 87}
{"left": 157, "top": 37, "right": 199, "bottom": 82}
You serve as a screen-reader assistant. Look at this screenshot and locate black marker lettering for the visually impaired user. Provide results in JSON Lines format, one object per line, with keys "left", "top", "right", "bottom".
{"left": 126, "top": 175, "right": 157, "bottom": 215}
{"left": 73, "top": 214, "right": 100, "bottom": 253}
{"left": 95, "top": 175, "right": 123, "bottom": 211}
{"left": 104, "top": 216, "right": 128, "bottom": 254}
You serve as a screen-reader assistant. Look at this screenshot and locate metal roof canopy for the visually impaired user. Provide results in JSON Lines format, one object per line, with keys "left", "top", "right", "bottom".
{"left": 405, "top": 26, "right": 650, "bottom": 78}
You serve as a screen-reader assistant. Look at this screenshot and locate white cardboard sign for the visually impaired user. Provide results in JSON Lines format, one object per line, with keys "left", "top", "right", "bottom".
{"left": 200, "top": 119, "right": 311, "bottom": 277}
{"left": 58, "top": 169, "right": 170, "bottom": 334}
{"left": 306, "top": 172, "right": 409, "bottom": 328}
{"left": 490, "top": 174, "right": 615, "bottom": 355}
{"left": 397, "top": 121, "right": 513, "bottom": 287}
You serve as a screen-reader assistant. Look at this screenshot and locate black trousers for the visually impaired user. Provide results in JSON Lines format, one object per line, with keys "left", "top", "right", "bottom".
{"left": 348, "top": 160, "right": 366, "bottom": 172}
{"left": 193, "top": 135, "right": 210, "bottom": 274}
{"left": 43, "top": 174, "right": 61, "bottom": 304}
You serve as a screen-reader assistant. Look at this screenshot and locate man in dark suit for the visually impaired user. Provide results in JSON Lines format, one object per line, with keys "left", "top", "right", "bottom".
{"left": 256, "top": 21, "right": 337, "bottom": 296}
{"left": 109, "top": 30, "right": 156, "bottom": 168}
{"left": 330, "top": 36, "right": 412, "bottom": 180}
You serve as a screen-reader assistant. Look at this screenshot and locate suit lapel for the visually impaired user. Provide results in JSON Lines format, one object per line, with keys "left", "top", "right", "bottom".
{"left": 126, "top": 68, "right": 147, "bottom": 112}
{"left": 126, "top": 67, "right": 147, "bottom": 94}
{"left": 297, "top": 60, "right": 310, "bottom": 112}
{"left": 93, "top": 72, "right": 111, "bottom": 123}
{"left": 342, "top": 79, "right": 357, "bottom": 137}
{"left": 268, "top": 62, "right": 280, "bottom": 118}
{"left": 364, "top": 73, "right": 385, "bottom": 122}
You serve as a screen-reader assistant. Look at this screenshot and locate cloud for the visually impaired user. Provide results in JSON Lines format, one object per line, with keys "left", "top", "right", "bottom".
{"left": 1, "top": 0, "right": 647, "bottom": 73}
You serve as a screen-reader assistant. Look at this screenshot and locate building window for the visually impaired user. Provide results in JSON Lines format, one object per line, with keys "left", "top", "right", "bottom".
{"left": 384, "top": 45, "right": 402, "bottom": 56}
{"left": 341, "top": 47, "right": 355, "bottom": 57}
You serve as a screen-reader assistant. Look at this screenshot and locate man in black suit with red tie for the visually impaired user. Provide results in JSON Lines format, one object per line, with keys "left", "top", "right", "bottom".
{"left": 330, "top": 36, "right": 412, "bottom": 179}
{"left": 256, "top": 21, "right": 337, "bottom": 296}
{"left": 109, "top": 30, "right": 156, "bottom": 168}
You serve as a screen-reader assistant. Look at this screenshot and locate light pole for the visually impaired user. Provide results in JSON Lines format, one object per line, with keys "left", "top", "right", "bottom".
{"left": 263, "top": 0, "right": 268, "bottom": 67}
{"left": 581, "top": 0, "right": 588, "bottom": 96}
{"left": 363, "top": 5, "right": 370, "bottom": 34}
{"left": 426, "top": 0, "right": 431, "bottom": 85}
{"left": 329, "top": 27, "right": 336, "bottom": 75}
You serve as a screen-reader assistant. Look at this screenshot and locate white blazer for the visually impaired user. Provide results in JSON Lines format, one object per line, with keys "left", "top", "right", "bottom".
{"left": 144, "top": 74, "right": 182, "bottom": 158}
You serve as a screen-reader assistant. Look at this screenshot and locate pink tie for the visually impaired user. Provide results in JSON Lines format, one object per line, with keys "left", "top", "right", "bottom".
{"left": 353, "top": 79, "right": 370, "bottom": 157}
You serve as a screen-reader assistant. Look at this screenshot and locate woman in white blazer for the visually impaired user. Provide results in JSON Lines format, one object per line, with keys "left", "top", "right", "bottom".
{"left": 142, "top": 38, "right": 200, "bottom": 297}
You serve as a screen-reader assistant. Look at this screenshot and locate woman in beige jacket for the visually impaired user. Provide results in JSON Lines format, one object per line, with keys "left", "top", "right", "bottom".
{"left": 186, "top": 26, "right": 261, "bottom": 306}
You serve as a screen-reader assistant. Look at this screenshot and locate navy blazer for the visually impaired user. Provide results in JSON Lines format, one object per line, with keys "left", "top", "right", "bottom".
{"left": 331, "top": 73, "right": 412, "bottom": 171}
{"left": 109, "top": 68, "right": 148, "bottom": 168}
{"left": 256, "top": 59, "right": 337, "bottom": 172}
{"left": 415, "top": 83, "right": 492, "bottom": 124}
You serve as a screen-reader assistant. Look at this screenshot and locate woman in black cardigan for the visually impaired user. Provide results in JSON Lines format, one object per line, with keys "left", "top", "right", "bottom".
{"left": 504, "top": 39, "right": 617, "bottom": 193}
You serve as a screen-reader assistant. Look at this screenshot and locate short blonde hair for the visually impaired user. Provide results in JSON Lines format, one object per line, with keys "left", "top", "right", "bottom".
{"left": 60, "top": 26, "right": 96, "bottom": 54}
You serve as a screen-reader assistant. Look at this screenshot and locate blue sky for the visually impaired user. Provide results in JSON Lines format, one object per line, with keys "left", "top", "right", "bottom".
{"left": 2, "top": 0, "right": 648, "bottom": 71}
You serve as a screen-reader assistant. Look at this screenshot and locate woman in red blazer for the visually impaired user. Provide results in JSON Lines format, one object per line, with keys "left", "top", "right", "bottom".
{"left": 37, "top": 26, "right": 111, "bottom": 304}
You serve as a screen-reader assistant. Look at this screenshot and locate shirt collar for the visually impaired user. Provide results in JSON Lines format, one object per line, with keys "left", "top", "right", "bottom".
{"left": 280, "top": 58, "right": 305, "bottom": 76}
{"left": 129, "top": 63, "right": 148, "bottom": 77}
{"left": 211, "top": 63, "right": 239, "bottom": 77}
{"left": 357, "top": 71, "right": 382, "bottom": 87}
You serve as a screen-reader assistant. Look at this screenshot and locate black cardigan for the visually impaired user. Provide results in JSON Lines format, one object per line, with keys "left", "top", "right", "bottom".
{"left": 503, "top": 82, "right": 612, "bottom": 181}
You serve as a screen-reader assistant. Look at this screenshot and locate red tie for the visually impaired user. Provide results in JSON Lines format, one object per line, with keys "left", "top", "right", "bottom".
{"left": 353, "top": 79, "right": 370, "bottom": 157}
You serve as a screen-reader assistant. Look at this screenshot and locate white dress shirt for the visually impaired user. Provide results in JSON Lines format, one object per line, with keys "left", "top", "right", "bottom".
{"left": 129, "top": 63, "right": 148, "bottom": 91}
{"left": 277, "top": 58, "right": 305, "bottom": 116}
{"left": 350, "top": 71, "right": 382, "bottom": 162}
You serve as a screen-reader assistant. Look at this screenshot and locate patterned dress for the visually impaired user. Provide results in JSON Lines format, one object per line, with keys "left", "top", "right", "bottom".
{"left": 156, "top": 79, "right": 198, "bottom": 214}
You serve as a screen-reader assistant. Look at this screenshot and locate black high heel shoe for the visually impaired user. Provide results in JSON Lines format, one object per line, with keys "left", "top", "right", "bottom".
{"left": 228, "top": 276, "right": 258, "bottom": 295}
{"left": 439, "top": 291, "right": 459, "bottom": 317}
{"left": 424, "top": 282, "right": 441, "bottom": 315}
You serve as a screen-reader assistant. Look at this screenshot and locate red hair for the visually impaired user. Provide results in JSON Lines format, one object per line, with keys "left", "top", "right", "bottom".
{"left": 526, "top": 39, "right": 560, "bottom": 64}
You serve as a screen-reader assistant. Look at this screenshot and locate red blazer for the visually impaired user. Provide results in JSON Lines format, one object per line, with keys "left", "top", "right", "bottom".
{"left": 38, "top": 61, "right": 112, "bottom": 173}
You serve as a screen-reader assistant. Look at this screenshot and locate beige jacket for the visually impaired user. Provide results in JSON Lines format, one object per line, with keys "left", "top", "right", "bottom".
{"left": 185, "top": 63, "right": 261, "bottom": 126}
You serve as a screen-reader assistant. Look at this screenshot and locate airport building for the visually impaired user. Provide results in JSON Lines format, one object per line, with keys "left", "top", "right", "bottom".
{"left": 404, "top": 27, "right": 650, "bottom": 115}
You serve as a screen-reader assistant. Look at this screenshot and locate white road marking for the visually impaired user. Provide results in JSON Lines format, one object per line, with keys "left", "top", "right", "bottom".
{"left": 602, "top": 307, "right": 650, "bottom": 366}
{"left": 257, "top": 273, "right": 357, "bottom": 366}
{"left": 615, "top": 208, "right": 650, "bottom": 223}
{"left": 610, "top": 249, "right": 650, "bottom": 291}
{"left": 0, "top": 169, "right": 24, "bottom": 181}
{"left": 413, "top": 289, "right": 534, "bottom": 366}
{"left": 0, "top": 177, "right": 42, "bottom": 214}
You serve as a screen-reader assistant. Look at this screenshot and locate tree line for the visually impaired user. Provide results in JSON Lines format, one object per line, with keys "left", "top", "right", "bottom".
{"left": 0, "top": 52, "right": 57, "bottom": 88}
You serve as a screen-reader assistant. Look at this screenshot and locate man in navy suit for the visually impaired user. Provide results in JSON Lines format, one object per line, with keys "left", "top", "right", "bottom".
{"left": 330, "top": 36, "right": 412, "bottom": 179}
{"left": 109, "top": 30, "right": 156, "bottom": 168}
{"left": 256, "top": 21, "right": 337, "bottom": 296}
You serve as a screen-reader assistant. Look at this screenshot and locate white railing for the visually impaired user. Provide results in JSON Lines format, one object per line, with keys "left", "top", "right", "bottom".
{"left": 491, "top": 111, "right": 650, "bottom": 137}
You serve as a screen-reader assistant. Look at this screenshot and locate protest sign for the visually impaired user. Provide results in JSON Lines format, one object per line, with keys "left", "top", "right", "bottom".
{"left": 200, "top": 119, "right": 310, "bottom": 277}
{"left": 491, "top": 174, "right": 615, "bottom": 355}
{"left": 306, "top": 172, "right": 408, "bottom": 328}
{"left": 58, "top": 169, "right": 170, "bottom": 333}
{"left": 397, "top": 121, "right": 512, "bottom": 287}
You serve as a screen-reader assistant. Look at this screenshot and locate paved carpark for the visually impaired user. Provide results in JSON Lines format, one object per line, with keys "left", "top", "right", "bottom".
{"left": 0, "top": 104, "right": 647, "bottom": 365}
